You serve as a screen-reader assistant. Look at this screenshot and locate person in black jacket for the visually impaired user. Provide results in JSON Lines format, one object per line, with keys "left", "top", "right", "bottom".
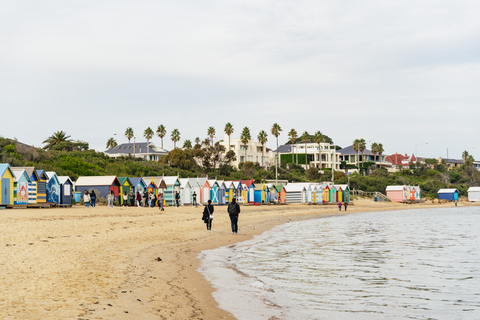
{"left": 202, "top": 200, "right": 214, "bottom": 231}
{"left": 227, "top": 198, "right": 241, "bottom": 234}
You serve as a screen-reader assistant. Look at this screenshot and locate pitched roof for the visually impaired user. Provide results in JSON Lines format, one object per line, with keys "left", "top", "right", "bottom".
{"left": 437, "top": 188, "right": 459, "bottom": 193}
{"left": 129, "top": 177, "right": 146, "bottom": 187}
{"left": 76, "top": 176, "right": 120, "bottom": 186}
{"left": 337, "top": 145, "right": 374, "bottom": 156}
{"left": 11, "top": 169, "right": 31, "bottom": 182}
{"left": 178, "top": 178, "right": 192, "bottom": 188}
{"left": 467, "top": 187, "right": 480, "bottom": 192}
{"left": 12, "top": 167, "right": 38, "bottom": 180}
{"left": 57, "top": 176, "right": 73, "bottom": 185}
{"left": 104, "top": 142, "right": 168, "bottom": 155}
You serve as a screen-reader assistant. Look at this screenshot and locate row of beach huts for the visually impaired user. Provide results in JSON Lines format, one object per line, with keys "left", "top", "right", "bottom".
{"left": 0, "top": 163, "right": 350, "bottom": 207}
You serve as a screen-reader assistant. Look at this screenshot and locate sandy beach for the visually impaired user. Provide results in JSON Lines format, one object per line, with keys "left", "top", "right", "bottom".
{"left": 0, "top": 199, "right": 475, "bottom": 319}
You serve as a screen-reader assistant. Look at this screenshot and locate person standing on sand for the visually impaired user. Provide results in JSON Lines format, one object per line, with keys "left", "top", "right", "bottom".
{"left": 107, "top": 191, "right": 115, "bottom": 208}
{"left": 344, "top": 202, "right": 348, "bottom": 211}
{"left": 338, "top": 202, "right": 342, "bottom": 211}
{"left": 136, "top": 191, "right": 142, "bottom": 207}
{"left": 122, "top": 191, "right": 128, "bottom": 207}
{"left": 143, "top": 190, "right": 148, "bottom": 207}
{"left": 192, "top": 192, "right": 197, "bottom": 207}
{"left": 83, "top": 190, "right": 91, "bottom": 208}
{"left": 90, "top": 190, "right": 96, "bottom": 207}
{"left": 227, "top": 198, "right": 241, "bottom": 234}
{"left": 202, "top": 199, "right": 214, "bottom": 231}
{"left": 175, "top": 191, "right": 180, "bottom": 208}
{"left": 158, "top": 193, "right": 165, "bottom": 211}
{"left": 129, "top": 190, "right": 135, "bottom": 206}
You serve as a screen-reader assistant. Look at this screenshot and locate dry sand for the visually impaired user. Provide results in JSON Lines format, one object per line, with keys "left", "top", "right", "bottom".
{"left": 0, "top": 199, "right": 476, "bottom": 319}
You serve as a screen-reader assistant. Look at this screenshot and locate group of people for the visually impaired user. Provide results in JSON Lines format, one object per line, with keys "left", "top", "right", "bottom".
{"left": 337, "top": 202, "right": 349, "bottom": 211}
{"left": 83, "top": 190, "right": 97, "bottom": 207}
{"left": 202, "top": 197, "right": 241, "bottom": 234}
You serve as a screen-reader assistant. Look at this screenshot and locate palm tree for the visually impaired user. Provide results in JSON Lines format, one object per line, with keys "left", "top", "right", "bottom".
{"left": 257, "top": 130, "right": 268, "bottom": 168}
{"left": 240, "top": 127, "right": 251, "bottom": 163}
{"left": 183, "top": 140, "right": 192, "bottom": 150}
{"left": 106, "top": 137, "right": 117, "bottom": 149}
{"left": 144, "top": 127, "right": 154, "bottom": 160}
{"left": 124, "top": 127, "right": 134, "bottom": 143}
{"left": 301, "top": 131, "right": 310, "bottom": 169}
{"left": 313, "top": 131, "right": 324, "bottom": 168}
{"left": 171, "top": 129, "right": 181, "bottom": 149}
{"left": 288, "top": 128, "right": 297, "bottom": 165}
{"left": 353, "top": 138, "right": 366, "bottom": 170}
{"left": 377, "top": 143, "right": 384, "bottom": 166}
{"left": 42, "top": 131, "right": 72, "bottom": 150}
{"left": 462, "top": 150, "right": 469, "bottom": 163}
{"left": 207, "top": 126, "right": 216, "bottom": 146}
{"left": 224, "top": 122, "right": 234, "bottom": 152}
{"left": 156, "top": 125, "right": 167, "bottom": 149}
{"left": 371, "top": 142, "right": 379, "bottom": 164}
{"left": 271, "top": 123, "right": 282, "bottom": 169}
{"left": 195, "top": 137, "right": 201, "bottom": 146}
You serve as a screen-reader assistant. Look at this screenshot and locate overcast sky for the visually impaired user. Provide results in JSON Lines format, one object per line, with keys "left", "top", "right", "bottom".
{"left": 1, "top": 0, "right": 479, "bottom": 160}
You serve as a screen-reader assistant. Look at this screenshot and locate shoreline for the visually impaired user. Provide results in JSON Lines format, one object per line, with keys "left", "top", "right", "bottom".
{"left": 0, "top": 200, "right": 476, "bottom": 319}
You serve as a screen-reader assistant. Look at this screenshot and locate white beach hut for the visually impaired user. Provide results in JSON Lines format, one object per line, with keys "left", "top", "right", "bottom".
{"left": 179, "top": 178, "right": 192, "bottom": 205}
{"left": 467, "top": 187, "right": 480, "bottom": 202}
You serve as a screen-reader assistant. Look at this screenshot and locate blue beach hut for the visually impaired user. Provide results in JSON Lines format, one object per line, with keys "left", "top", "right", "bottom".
{"left": 58, "top": 176, "right": 74, "bottom": 206}
{"left": 438, "top": 189, "right": 459, "bottom": 201}
{"left": 46, "top": 171, "right": 61, "bottom": 204}
{"left": 0, "top": 164, "right": 14, "bottom": 206}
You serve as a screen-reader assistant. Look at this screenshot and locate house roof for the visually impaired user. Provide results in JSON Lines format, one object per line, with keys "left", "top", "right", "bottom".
{"left": 76, "top": 176, "right": 120, "bottom": 186}
{"left": 277, "top": 145, "right": 292, "bottom": 153}
{"left": 385, "top": 153, "right": 416, "bottom": 166}
{"left": 337, "top": 145, "right": 374, "bottom": 156}
{"left": 104, "top": 142, "right": 168, "bottom": 155}
{"left": 437, "top": 188, "right": 459, "bottom": 193}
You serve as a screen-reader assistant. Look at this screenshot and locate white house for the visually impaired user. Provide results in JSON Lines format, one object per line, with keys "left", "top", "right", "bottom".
{"left": 104, "top": 142, "right": 168, "bottom": 162}
{"left": 219, "top": 134, "right": 275, "bottom": 168}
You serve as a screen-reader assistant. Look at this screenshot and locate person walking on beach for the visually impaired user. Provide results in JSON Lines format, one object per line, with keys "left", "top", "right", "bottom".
{"left": 158, "top": 193, "right": 165, "bottom": 211}
{"left": 344, "top": 201, "right": 348, "bottom": 211}
{"left": 192, "top": 192, "right": 197, "bottom": 207}
{"left": 107, "top": 191, "right": 115, "bottom": 208}
{"left": 122, "top": 191, "right": 128, "bottom": 207}
{"left": 129, "top": 190, "right": 135, "bottom": 206}
{"left": 175, "top": 191, "right": 180, "bottom": 208}
{"left": 136, "top": 191, "right": 142, "bottom": 207}
{"left": 83, "top": 190, "right": 91, "bottom": 208}
{"left": 143, "top": 190, "right": 148, "bottom": 207}
{"left": 151, "top": 192, "right": 157, "bottom": 207}
{"left": 202, "top": 199, "right": 214, "bottom": 231}
{"left": 90, "top": 190, "right": 96, "bottom": 207}
{"left": 227, "top": 198, "right": 241, "bottom": 234}
{"left": 338, "top": 202, "right": 342, "bottom": 211}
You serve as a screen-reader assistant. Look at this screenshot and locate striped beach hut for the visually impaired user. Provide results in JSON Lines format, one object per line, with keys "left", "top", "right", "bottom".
{"left": 201, "top": 179, "right": 212, "bottom": 204}
{"left": 335, "top": 185, "right": 350, "bottom": 202}
{"left": 179, "top": 178, "right": 192, "bottom": 205}
{"left": 13, "top": 167, "right": 39, "bottom": 204}
{"left": 118, "top": 177, "right": 133, "bottom": 205}
{"left": 217, "top": 180, "right": 226, "bottom": 205}
{"left": 46, "top": 172, "right": 60, "bottom": 205}
{"left": 208, "top": 180, "right": 220, "bottom": 204}
{"left": 438, "top": 189, "right": 459, "bottom": 201}
{"left": 75, "top": 176, "right": 122, "bottom": 202}
{"left": 57, "top": 176, "right": 74, "bottom": 206}
{"left": 187, "top": 178, "right": 202, "bottom": 204}
{"left": 322, "top": 185, "right": 331, "bottom": 203}
{"left": 284, "top": 183, "right": 307, "bottom": 203}
{"left": 161, "top": 176, "right": 180, "bottom": 206}
{"left": 36, "top": 170, "right": 49, "bottom": 203}
{"left": 0, "top": 164, "right": 14, "bottom": 206}
{"left": 240, "top": 180, "right": 255, "bottom": 203}
{"left": 277, "top": 185, "right": 286, "bottom": 204}
{"left": 224, "top": 181, "right": 235, "bottom": 204}
{"left": 12, "top": 169, "right": 31, "bottom": 205}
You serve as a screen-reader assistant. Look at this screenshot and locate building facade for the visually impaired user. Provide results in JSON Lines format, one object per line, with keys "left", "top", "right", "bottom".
{"left": 278, "top": 142, "right": 340, "bottom": 170}
{"left": 104, "top": 142, "right": 168, "bottom": 162}
{"left": 218, "top": 135, "right": 275, "bottom": 168}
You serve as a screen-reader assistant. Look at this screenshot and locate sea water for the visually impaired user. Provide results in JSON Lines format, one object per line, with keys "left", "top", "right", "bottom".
{"left": 198, "top": 207, "right": 480, "bottom": 320}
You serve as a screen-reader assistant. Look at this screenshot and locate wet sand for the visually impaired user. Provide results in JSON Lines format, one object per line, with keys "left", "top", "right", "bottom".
{"left": 0, "top": 199, "right": 474, "bottom": 319}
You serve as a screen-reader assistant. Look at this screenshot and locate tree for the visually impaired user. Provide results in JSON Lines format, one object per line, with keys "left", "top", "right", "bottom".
{"left": 106, "top": 137, "right": 117, "bottom": 149}
{"left": 377, "top": 143, "right": 384, "bottom": 166}
{"left": 207, "top": 126, "right": 216, "bottom": 147}
{"left": 288, "top": 128, "right": 297, "bottom": 164}
{"left": 240, "top": 127, "right": 251, "bottom": 163}
{"left": 156, "top": 125, "right": 167, "bottom": 149}
{"left": 144, "top": 127, "right": 154, "bottom": 144}
{"left": 224, "top": 122, "right": 234, "bottom": 152}
{"left": 371, "top": 142, "right": 379, "bottom": 164}
{"left": 183, "top": 140, "right": 192, "bottom": 150}
{"left": 192, "top": 139, "right": 236, "bottom": 174}
{"left": 353, "top": 138, "right": 366, "bottom": 170}
{"left": 195, "top": 137, "right": 201, "bottom": 147}
{"left": 301, "top": 131, "right": 310, "bottom": 169}
{"left": 42, "top": 131, "right": 72, "bottom": 150}
{"left": 124, "top": 127, "right": 134, "bottom": 143}
{"left": 171, "top": 128, "right": 181, "bottom": 149}
{"left": 271, "top": 123, "right": 282, "bottom": 169}
{"left": 257, "top": 130, "right": 268, "bottom": 168}
{"left": 462, "top": 150, "right": 469, "bottom": 162}
{"left": 313, "top": 131, "right": 324, "bottom": 169}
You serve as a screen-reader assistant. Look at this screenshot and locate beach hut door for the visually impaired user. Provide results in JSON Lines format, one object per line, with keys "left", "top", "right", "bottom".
{"left": 2, "top": 179, "right": 10, "bottom": 204}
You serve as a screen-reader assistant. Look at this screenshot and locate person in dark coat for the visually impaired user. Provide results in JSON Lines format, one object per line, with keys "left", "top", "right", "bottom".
{"left": 202, "top": 199, "right": 214, "bottom": 231}
{"left": 227, "top": 198, "right": 241, "bottom": 234}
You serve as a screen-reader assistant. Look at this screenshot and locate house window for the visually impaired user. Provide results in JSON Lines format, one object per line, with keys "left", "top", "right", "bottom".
{"left": 240, "top": 145, "right": 248, "bottom": 151}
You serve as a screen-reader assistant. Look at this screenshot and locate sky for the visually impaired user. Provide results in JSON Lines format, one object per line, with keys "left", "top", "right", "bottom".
{"left": 1, "top": 0, "right": 480, "bottom": 160}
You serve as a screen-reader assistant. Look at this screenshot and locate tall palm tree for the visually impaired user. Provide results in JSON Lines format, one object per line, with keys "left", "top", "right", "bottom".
{"left": 183, "top": 140, "right": 192, "bottom": 150}
{"left": 257, "top": 130, "right": 268, "bottom": 168}
{"left": 207, "top": 126, "right": 216, "bottom": 147}
{"left": 106, "top": 137, "right": 117, "bottom": 149}
{"left": 144, "top": 127, "right": 154, "bottom": 160}
{"left": 124, "top": 127, "right": 134, "bottom": 143}
{"left": 288, "top": 128, "right": 297, "bottom": 165}
{"left": 313, "top": 131, "right": 324, "bottom": 168}
{"left": 195, "top": 137, "right": 201, "bottom": 146}
{"left": 301, "top": 131, "right": 310, "bottom": 169}
{"left": 271, "top": 123, "right": 282, "bottom": 169}
{"left": 353, "top": 138, "right": 366, "bottom": 170}
{"left": 224, "top": 122, "right": 234, "bottom": 152}
{"left": 171, "top": 128, "right": 181, "bottom": 149}
{"left": 42, "top": 131, "right": 72, "bottom": 150}
{"left": 156, "top": 125, "right": 167, "bottom": 149}
{"left": 377, "top": 143, "right": 384, "bottom": 166}
{"left": 371, "top": 142, "right": 379, "bottom": 164}
{"left": 240, "top": 127, "right": 251, "bottom": 163}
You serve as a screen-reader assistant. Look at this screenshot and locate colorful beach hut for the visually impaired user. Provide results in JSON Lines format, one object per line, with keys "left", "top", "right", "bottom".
{"left": 36, "top": 170, "right": 49, "bottom": 203}
{"left": 179, "top": 178, "right": 192, "bottom": 205}
{"left": 129, "top": 177, "right": 147, "bottom": 195}
{"left": 118, "top": 177, "right": 133, "bottom": 205}
{"left": 277, "top": 185, "right": 286, "bottom": 204}
{"left": 12, "top": 169, "right": 31, "bottom": 205}
{"left": 187, "top": 178, "right": 202, "bottom": 205}
{"left": 75, "top": 176, "right": 122, "bottom": 203}
{"left": 0, "top": 164, "right": 14, "bottom": 206}
{"left": 322, "top": 185, "right": 331, "bottom": 203}
{"left": 207, "top": 180, "right": 220, "bottom": 204}
{"left": 57, "top": 176, "right": 74, "bottom": 206}
{"left": 46, "top": 171, "right": 60, "bottom": 205}
{"left": 438, "top": 189, "right": 459, "bottom": 201}
{"left": 13, "top": 167, "right": 39, "bottom": 204}
{"left": 217, "top": 180, "right": 226, "bottom": 205}
{"left": 161, "top": 176, "right": 180, "bottom": 206}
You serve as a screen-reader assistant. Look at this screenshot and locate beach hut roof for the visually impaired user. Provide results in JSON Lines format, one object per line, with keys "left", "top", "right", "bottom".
{"left": 284, "top": 184, "right": 306, "bottom": 192}
{"left": 178, "top": 178, "right": 192, "bottom": 188}
{"left": 129, "top": 177, "right": 146, "bottom": 186}
{"left": 11, "top": 169, "right": 32, "bottom": 183}
{"left": 76, "top": 176, "right": 120, "bottom": 186}
{"left": 437, "top": 188, "right": 459, "bottom": 193}
{"left": 467, "top": 187, "right": 480, "bottom": 192}
{"left": 57, "top": 176, "right": 73, "bottom": 185}
{"left": 207, "top": 179, "right": 219, "bottom": 187}
{"left": 162, "top": 176, "right": 180, "bottom": 186}
{"left": 12, "top": 167, "right": 39, "bottom": 180}
{"left": 117, "top": 177, "right": 133, "bottom": 185}
{"left": 386, "top": 186, "right": 405, "bottom": 191}
{"left": 45, "top": 171, "right": 60, "bottom": 183}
